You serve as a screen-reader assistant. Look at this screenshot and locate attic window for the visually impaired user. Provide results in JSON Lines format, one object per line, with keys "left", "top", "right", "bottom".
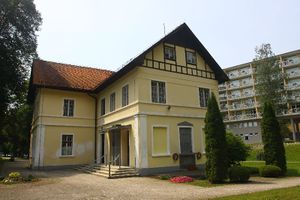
{"left": 186, "top": 51, "right": 196, "bottom": 65}
{"left": 164, "top": 46, "right": 176, "bottom": 61}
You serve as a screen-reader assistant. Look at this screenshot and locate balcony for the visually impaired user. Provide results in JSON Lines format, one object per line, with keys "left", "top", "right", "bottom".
{"left": 220, "top": 96, "right": 227, "bottom": 101}
{"left": 218, "top": 85, "right": 227, "bottom": 91}
{"left": 285, "top": 83, "right": 300, "bottom": 90}
{"left": 281, "top": 57, "right": 300, "bottom": 67}
{"left": 227, "top": 113, "right": 257, "bottom": 121}
{"left": 288, "top": 71, "right": 300, "bottom": 79}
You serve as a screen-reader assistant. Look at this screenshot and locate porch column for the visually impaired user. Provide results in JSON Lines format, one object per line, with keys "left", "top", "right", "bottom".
{"left": 134, "top": 114, "right": 148, "bottom": 168}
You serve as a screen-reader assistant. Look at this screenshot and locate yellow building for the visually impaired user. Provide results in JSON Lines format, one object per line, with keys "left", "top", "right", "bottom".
{"left": 28, "top": 23, "right": 228, "bottom": 175}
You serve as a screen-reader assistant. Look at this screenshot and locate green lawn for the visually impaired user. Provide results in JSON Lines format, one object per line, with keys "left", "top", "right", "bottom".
{"left": 248, "top": 143, "right": 300, "bottom": 161}
{"left": 244, "top": 143, "right": 300, "bottom": 177}
{"left": 214, "top": 186, "right": 300, "bottom": 200}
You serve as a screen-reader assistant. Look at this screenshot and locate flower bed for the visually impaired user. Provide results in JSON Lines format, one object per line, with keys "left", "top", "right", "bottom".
{"left": 170, "top": 176, "right": 193, "bottom": 183}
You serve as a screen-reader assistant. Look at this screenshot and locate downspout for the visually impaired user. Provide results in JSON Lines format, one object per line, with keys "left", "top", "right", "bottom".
{"left": 88, "top": 93, "right": 98, "bottom": 163}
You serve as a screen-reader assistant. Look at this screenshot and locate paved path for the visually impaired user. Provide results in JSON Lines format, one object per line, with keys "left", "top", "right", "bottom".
{"left": 1, "top": 160, "right": 300, "bottom": 200}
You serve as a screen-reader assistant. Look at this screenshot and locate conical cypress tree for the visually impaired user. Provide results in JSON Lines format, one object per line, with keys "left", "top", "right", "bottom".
{"left": 204, "top": 93, "right": 228, "bottom": 183}
{"left": 261, "top": 102, "right": 287, "bottom": 174}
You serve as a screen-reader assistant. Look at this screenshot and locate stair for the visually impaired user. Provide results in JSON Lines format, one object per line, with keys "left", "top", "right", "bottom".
{"left": 75, "top": 164, "right": 139, "bottom": 178}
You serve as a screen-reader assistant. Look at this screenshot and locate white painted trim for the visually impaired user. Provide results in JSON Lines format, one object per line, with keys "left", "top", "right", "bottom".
{"left": 39, "top": 125, "right": 45, "bottom": 167}
{"left": 139, "top": 115, "right": 148, "bottom": 168}
{"left": 149, "top": 79, "right": 167, "bottom": 104}
{"left": 134, "top": 115, "right": 140, "bottom": 168}
{"left": 200, "top": 126, "right": 206, "bottom": 154}
{"left": 59, "top": 133, "right": 75, "bottom": 157}
{"left": 61, "top": 98, "right": 76, "bottom": 117}
{"left": 198, "top": 87, "right": 210, "bottom": 108}
{"left": 177, "top": 126, "right": 195, "bottom": 154}
{"left": 32, "top": 123, "right": 94, "bottom": 129}
{"left": 151, "top": 125, "right": 170, "bottom": 157}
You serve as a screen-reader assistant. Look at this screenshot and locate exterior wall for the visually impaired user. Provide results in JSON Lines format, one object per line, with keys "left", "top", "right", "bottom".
{"left": 146, "top": 115, "right": 206, "bottom": 169}
{"left": 30, "top": 88, "right": 96, "bottom": 167}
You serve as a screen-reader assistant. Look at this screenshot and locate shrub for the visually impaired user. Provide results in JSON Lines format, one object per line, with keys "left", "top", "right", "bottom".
{"left": 226, "top": 132, "right": 251, "bottom": 165}
{"left": 170, "top": 176, "right": 193, "bottom": 183}
{"left": 8, "top": 172, "right": 21, "bottom": 181}
{"left": 256, "top": 150, "right": 265, "bottom": 161}
{"left": 244, "top": 166, "right": 259, "bottom": 175}
{"left": 259, "top": 165, "right": 282, "bottom": 177}
{"left": 159, "top": 175, "right": 171, "bottom": 180}
{"left": 23, "top": 174, "right": 35, "bottom": 182}
{"left": 228, "top": 166, "right": 250, "bottom": 183}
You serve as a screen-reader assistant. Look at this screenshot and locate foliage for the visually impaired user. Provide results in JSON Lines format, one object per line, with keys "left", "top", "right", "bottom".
{"left": 159, "top": 175, "right": 172, "bottom": 180}
{"left": 243, "top": 166, "right": 259, "bottom": 175}
{"left": 226, "top": 132, "right": 250, "bottom": 165}
{"left": 1, "top": 172, "right": 36, "bottom": 184}
{"left": 0, "top": 0, "right": 41, "bottom": 124}
{"left": 215, "top": 186, "right": 300, "bottom": 200}
{"left": 259, "top": 165, "right": 282, "bottom": 177}
{"left": 255, "top": 149, "right": 264, "bottom": 161}
{"left": 204, "top": 93, "right": 228, "bottom": 183}
{"left": 170, "top": 176, "right": 193, "bottom": 183}
{"left": 253, "top": 43, "right": 287, "bottom": 108}
{"left": 228, "top": 166, "right": 250, "bottom": 183}
{"left": 261, "top": 102, "right": 287, "bottom": 174}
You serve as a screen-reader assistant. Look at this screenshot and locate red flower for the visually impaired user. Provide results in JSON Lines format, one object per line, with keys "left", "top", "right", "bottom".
{"left": 170, "top": 176, "right": 193, "bottom": 183}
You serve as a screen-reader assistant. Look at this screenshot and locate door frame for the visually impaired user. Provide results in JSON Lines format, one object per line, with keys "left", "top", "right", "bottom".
{"left": 178, "top": 126, "right": 194, "bottom": 154}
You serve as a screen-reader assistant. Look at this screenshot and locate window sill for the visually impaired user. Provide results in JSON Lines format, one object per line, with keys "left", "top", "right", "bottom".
{"left": 152, "top": 153, "right": 171, "bottom": 157}
{"left": 59, "top": 155, "right": 75, "bottom": 158}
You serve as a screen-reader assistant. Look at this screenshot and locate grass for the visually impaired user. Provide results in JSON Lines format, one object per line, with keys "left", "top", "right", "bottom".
{"left": 247, "top": 143, "right": 300, "bottom": 161}
{"left": 214, "top": 186, "right": 300, "bottom": 200}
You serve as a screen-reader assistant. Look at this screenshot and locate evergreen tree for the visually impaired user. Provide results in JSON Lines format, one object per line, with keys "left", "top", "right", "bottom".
{"left": 204, "top": 93, "right": 228, "bottom": 183}
{"left": 261, "top": 101, "right": 287, "bottom": 174}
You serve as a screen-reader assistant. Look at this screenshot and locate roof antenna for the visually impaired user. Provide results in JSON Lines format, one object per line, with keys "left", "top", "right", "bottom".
{"left": 163, "top": 23, "right": 166, "bottom": 35}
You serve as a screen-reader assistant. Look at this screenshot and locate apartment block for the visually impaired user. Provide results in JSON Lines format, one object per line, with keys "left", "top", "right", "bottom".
{"left": 219, "top": 49, "right": 300, "bottom": 144}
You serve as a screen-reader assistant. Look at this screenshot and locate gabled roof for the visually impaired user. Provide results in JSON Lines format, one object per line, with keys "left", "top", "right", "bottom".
{"left": 94, "top": 23, "right": 228, "bottom": 93}
{"left": 28, "top": 60, "right": 113, "bottom": 102}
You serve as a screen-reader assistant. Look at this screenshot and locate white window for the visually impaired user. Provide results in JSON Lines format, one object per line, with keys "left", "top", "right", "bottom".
{"left": 164, "top": 45, "right": 176, "bottom": 60}
{"left": 110, "top": 93, "right": 115, "bottom": 112}
{"left": 63, "top": 99, "right": 74, "bottom": 117}
{"left": 186, "top": 51, "right": 196, "bottom": 65}
{"left": 151, "top": 80, "right": 166, "bottom": 103}
{"left": 243, "top": 122, "right": 248, "bottom": 127}
{"left": 248, "top": 122, "right": 253, "bottom": 127}
{"left": 199, "top": 88, "right": 210, "bottom": 107}
{"left": 253, "top": 121, "right": 258, "bottom": 127}
{"left": 61, "top": 134, "right": 73, "bottom": 156}
{"left": 122, "top": 85, "right": 129, "bottom": 107}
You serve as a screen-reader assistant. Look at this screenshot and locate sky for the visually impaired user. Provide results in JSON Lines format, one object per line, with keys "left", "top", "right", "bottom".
{"left": 34, "top": 0, "right": 300, "bottom": 71}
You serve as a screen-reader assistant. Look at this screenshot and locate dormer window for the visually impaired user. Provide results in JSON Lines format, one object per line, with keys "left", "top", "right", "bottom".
{"left": 164, "top": 45, "right": 176, "bottom": 61}
{"left": 186, "top": 51, "right": 196, "bottom": 65}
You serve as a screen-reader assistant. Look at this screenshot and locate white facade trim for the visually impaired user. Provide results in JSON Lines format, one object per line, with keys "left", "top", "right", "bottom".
{"left": 139, "top": 114, "right": 148, "bottom": 168}
{"left": 59, "top": 133, "right": 75, "bottom": 157}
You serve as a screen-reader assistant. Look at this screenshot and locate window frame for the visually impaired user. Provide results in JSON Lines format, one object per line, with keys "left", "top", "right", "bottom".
{"left": 100, "top": 98, "right": 106, "bottom": 116}
{"left": 151, "top": 80, "right": 166, "bottom": 104}
{"left": 110, "top": 92, "right": 116, "bottom": 112}
{"left": 62, "top": 98, "right": 75, "bottom": 117}
{"left": 122, "top": 84, "right": 129, "bottom": 107}
{"left": 164, "top": 45, "right": 176, "bottom": 61}
{"left": 60, "top": 133, "right": 74, "bottom": 157}
{"left": 199, "top": 87, "right": 210, "bottom": 108}
{"left": 151, "top": 125, "right": 170, "bottom": 157}
{"left": 185, "top": 50, "right": 197, "bottom": 65}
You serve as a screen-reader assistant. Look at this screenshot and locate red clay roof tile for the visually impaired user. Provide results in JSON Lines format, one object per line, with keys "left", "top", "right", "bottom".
{"left": 32, "top": 60, "right": 114, "bottom": 92}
